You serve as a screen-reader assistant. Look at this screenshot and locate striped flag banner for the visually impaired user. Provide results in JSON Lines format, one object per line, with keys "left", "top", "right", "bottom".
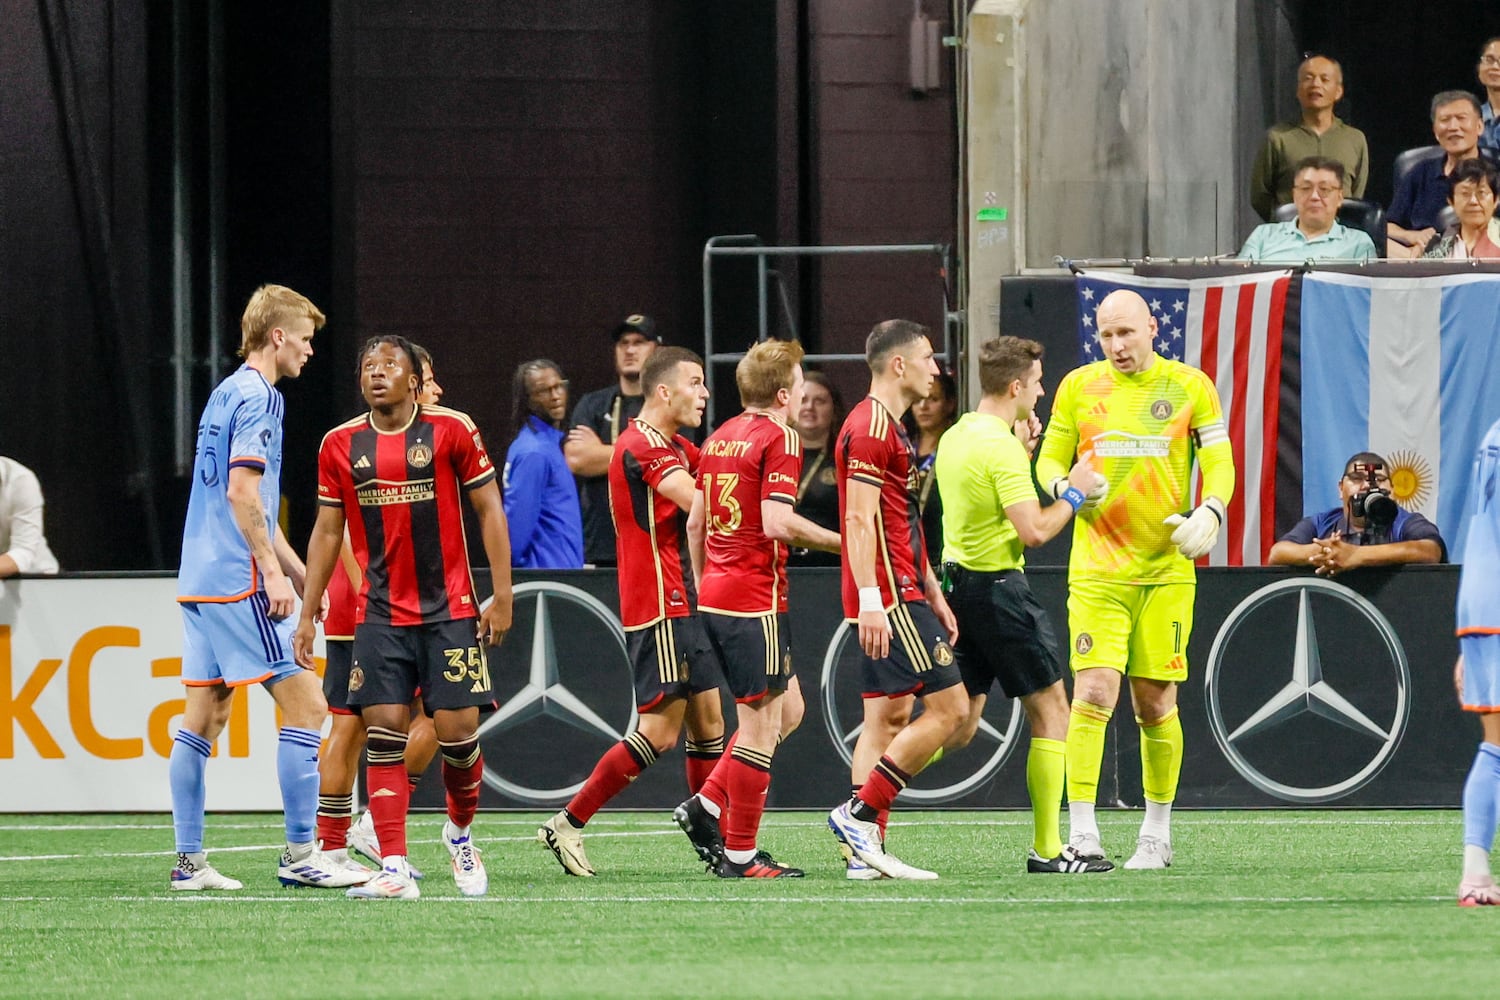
{"left": 1300, "top": 270, "right": 1500, "bottom": 558}
{"left": 1075, "top": 268, "right": 1295, "bottom": 566}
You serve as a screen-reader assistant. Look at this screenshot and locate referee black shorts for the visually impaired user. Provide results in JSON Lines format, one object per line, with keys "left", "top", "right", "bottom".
{"left": 943, "top": 564, "right": 1064, "bottom": 700}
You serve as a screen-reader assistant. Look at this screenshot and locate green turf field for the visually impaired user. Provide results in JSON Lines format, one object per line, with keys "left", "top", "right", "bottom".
{"left": 0, "top": 810, "right": 1488, "bottom": 999}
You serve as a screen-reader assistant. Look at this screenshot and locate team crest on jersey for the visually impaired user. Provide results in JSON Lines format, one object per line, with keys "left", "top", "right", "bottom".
{"left": 348, "top": 666, "right": 365, "bottom": 693}
{"left": 1075, "top": 633, "right": 1094, "bottom": 655}
{"left": 933, "top": 641, "right": 954, "bottom": 666}
{"left": 1150, "top": 399, "right": 1173, "bottom": 421}
{"left": 407, "top": 441, "right": 434, "bottom": 468}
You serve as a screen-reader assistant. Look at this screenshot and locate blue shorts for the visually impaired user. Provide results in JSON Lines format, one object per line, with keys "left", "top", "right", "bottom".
{"left": 180, "top": 595, "right": 300, "bottom": 688}
{"left": 1460, "top": 634, "right": 1500, "bottom": 712}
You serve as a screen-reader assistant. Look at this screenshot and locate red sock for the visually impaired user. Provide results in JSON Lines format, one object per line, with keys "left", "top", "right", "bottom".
{"left": 855, "top": 756, "right": 909, "bottom": 815}
{"left": 877, "top": 810, "right": 890, "bottom": 841}
{"left": 366, "top": 763, "right": 410, "bottom": 859}
{"left": 565, "top": 732, "right": 657, "bottom": 825}
{"left": 697, "top": 732, "right": 738, "bottom": 812}
{"left": 721, "top": 745, "right": 773, "bottom": 853}
{"left": 439, "top": 738, "right": 484, "bottom": 829}
{"left": 316, "top": 812, "right": 351, "bottom": 850}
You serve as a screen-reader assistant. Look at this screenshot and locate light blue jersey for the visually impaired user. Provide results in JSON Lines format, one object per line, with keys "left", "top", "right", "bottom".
{"left": 1457, "top": 416, "right": 1500, "bottom": 635}
{"left": 178, "top": 365, "right": 285, "bottom": 601}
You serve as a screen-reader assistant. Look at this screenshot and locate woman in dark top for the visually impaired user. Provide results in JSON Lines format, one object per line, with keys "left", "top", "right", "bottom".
{"left": 790, "top": 371, "right": 844, "bottom": 567}
{"left": 903, "top": 368, "right": 958, "bottom": 568}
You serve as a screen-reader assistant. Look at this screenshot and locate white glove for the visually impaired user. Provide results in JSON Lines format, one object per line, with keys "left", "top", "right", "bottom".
{"left": 1051, "top": 475, "right": 1109, "bottom": 510}
{"left": 1163, "top": 499, "right": 1224, "bottom": 559}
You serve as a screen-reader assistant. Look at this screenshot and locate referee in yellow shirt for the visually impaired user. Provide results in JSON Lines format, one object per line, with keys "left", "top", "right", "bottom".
{"left": 935, "top": 336, "right": 1111, "bottom": 873}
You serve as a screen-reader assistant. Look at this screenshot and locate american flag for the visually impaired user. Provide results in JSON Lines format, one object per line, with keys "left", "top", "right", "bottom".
{"left": 1074, "top": 269, "right": 1295, "bottom": 566}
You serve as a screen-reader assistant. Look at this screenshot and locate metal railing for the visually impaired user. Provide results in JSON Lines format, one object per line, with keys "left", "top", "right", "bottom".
{"left": 701, "top": 235, "right": 956, "bottom": 425}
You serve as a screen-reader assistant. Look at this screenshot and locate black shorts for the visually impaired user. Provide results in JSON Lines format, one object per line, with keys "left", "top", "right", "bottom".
{"left": 703, "top": 611, "right": 792, "bottom": 704}
{"left": 944, "top": 565, "right": 1064, "bottom": 700}
{"left": 323, "top": 638, "right": 356, "bottom": 715}
{"left": 860, "top": 600, "right": 963, "bottom": 698}
{"left": 626, "top": 615, "right": 720, "bottom": 712}
{"left": 348, "top": 619, "right": 496, "bottom": 715}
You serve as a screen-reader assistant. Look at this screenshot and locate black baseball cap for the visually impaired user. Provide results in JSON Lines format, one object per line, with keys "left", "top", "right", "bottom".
{"left": 612, "top": 314, "right": 660, "bottom": 342}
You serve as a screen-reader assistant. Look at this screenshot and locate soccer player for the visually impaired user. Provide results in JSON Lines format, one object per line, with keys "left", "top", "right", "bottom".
{"left": 171, "top": 284, "right": 366, "bottom": 891}
{"left": 1455, "top": 414, "right": 1500, "bottom": 906}
{"left": 935, "top": 336, "right": 1112, "bottom": 874}
{"left": 294, "top": 335, "right": 514, "bottom": 899}
{"left": 1035, "top": 288, "right": 1234, "bottom": 870}
{"left": 536, "top": 347, "right": 725, "bottom": 877}
{"left": 826, "top": 319, "right": 966, "bottom": 881}
{"left": 672, "top": 339, "right": 841, "bottom": 879}
{"left": 315, "top": 344, "right": 444, "bottom": 877}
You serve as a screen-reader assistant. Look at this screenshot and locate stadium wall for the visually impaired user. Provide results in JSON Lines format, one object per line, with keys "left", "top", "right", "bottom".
{"left": 0, "top": 567, "right": 1465, "bottom": 812}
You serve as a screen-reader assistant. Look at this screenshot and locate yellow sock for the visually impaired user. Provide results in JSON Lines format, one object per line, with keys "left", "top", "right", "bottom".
{"left": 1138, "top": 706, "right": 1183, "bottom": 804}
{"left": 1027, "top": 737, "right": 1066, "bottom": 858}
{"left": 1066, "top": 700, "right": 1113, "bottom": 806}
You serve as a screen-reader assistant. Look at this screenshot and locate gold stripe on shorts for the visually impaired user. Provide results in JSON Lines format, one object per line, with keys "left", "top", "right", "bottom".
{"left": 890, "top": 603, "right": 933, "bottom": 672}
{"left": 656, "top": 620, "right": 684, "bottom": 685}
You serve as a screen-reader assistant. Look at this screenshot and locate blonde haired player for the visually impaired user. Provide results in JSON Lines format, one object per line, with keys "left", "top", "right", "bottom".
{"left": 1035, "top": 288, "right": 1234, "bottom": 869}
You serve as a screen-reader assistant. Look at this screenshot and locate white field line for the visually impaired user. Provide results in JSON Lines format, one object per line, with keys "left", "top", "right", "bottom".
{"left": 0, "top": 893, "right": 1453, "bottom": 906}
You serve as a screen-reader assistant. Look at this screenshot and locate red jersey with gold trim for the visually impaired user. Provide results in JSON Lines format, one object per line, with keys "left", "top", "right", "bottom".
{"left": 610, "top": 418, "right": 699, "bottom": 630}
{"left": 316, "top": 404, "right": 495, "bottom": 626}
{"left": 836, "top": 396, "right": 927, "bottom": 618}
{"left": 323, "top": 557, "right": 357, "bottom": 639}
{"left": 697, "top": 411, "right": 802, "bottom": 616}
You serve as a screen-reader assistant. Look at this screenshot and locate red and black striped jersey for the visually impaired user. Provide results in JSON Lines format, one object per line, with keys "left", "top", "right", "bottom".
{"left": 316, "top": 404, "right": 495, "bottom": 626}
{"left": 609, "top": 418, "right": 698, "bottom": 630}
{"left": 836, "top": 396, "right": 928, "bottom": 618}
{"left": 696, "top": 411, "right": 802, "bottom": 616}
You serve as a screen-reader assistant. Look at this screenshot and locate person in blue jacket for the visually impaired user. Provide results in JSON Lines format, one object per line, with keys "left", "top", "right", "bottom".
{"left": 1269, "top": 451, "right": 1446, "bottom": 575}
{"left": 503, "top": 359, "right": 584, "bottom": 569}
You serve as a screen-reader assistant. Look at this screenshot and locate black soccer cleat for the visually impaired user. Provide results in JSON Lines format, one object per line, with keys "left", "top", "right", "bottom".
{"left": 1027, "top": 846, "right": 1115, "bottom": 874}
{"left": 714, "top": 853, "right": 805, "bottom": 879}
{"left": 672, "top": 796, "right": 725, "bottom": 867}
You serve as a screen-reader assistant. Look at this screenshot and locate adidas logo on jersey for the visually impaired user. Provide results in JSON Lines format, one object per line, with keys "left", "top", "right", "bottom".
{"left": 354, "top": 455, "right": 371, "bottom": 469}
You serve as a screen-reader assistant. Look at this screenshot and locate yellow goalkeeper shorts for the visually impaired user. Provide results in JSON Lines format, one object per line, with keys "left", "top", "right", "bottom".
{"left": 1065, "top": 579, "right": 1195, "bottom": 682}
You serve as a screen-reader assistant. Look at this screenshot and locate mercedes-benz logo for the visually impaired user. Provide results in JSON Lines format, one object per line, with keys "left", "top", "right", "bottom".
{"left": 819, "top": 621, "right": 1023, "bottom": 803}
{"left": 1203, "top": 577, "right": 1410, "bottom": 804}
{"left": 477, "top": 582, "right": 637, "bottom": 806}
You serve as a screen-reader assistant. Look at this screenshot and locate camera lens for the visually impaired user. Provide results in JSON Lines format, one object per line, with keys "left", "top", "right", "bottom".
{"left": 1364, "top": 490, "right": 1398, "bottom": 528}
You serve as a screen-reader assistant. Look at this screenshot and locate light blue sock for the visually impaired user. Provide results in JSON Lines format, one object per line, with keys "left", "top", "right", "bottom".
{"left": 1462, "top": 742, "right": 1500, "bottom": 851}
{"left": 169, "top": 729, "right": 213, "bottom": 854}
{"left": 277, "top": 727, "right": 323, "bottom": 845}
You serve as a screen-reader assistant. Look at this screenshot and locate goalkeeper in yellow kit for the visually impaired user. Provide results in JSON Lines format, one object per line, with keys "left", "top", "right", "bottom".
{"left": 1035, "top": 288, "right": 1234, "bottom": 870}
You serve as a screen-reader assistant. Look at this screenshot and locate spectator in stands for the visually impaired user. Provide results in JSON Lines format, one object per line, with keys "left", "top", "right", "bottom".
{"left": 903, "top": 368, "right": 958, "bottom": 569}
{"left": 565, "top": 315, "right": 659, "bottom": 567}
{"left": 1388, "top": 91, "right": 1486, "bottom": 258}
{"left": 789, "top": 370, "right": 844, "bottom": 568}
{"left": 504, "top": 359, "right": 584, "bottom": 569}
{"left": 0, "top": 455, "right": 60, "bottom": 577}
{"left": 1268, "top": 451, "right": 1445, "bottom": 576}
{"left": 1238, "top": 156, "right": 1377, "bottom": 262}
{"left": 1422, "top": 158, "right": 1500, "bottom": 259}
{"left": 1250, "top": 54, "right": 1369, "bottom": 222}
{"left": 1476, "top": 37, "right": 1500, "bottom": 152}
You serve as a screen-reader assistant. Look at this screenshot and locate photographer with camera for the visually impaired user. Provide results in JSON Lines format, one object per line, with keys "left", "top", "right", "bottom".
{"left": 1269, "top": 451, "right": 1446, "bottom": 576}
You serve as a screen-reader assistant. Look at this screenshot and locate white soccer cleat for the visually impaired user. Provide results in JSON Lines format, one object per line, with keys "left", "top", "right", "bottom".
{"left": 444, "top": 821, "right": 489, "bottom": 897}
{"left": 1123, "top": 835, "right": 1173, "bottom": 870}
{"left": 321, "top": 846, "right": 373, "bottom": 877}
{"left": 348, "top": 810, "right": 424, "bottom": 879}
{"left": 1458, "top": 876, "right": 1500, "bottom": 907}
{"left": 537, "top": 811, "right": 595, "bottom": 877}
{"left": 845, "top": 858, "right": 887, "bottom": 881}
{"left": 169, "top": 853, "right": 243, "bottom": 891}
{"left": 827, "top": 802, "right": 938, "bottom": 881}
{"left": 278, "top": 845, "right": 374, "bottom": 888}
{"left": 346, "top": 860, "right": 420, "bottom": 900}
{"left": 1068, "top": 830, "right": 1107, "bottom": 861}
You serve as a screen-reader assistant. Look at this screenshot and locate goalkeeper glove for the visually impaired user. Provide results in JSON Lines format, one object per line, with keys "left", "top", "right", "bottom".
{"left": 1050, "top": 475, "right": 1109, "bottom": 511}
{"left": 1163, "top": 498, "right": 1225, "bottom": 559}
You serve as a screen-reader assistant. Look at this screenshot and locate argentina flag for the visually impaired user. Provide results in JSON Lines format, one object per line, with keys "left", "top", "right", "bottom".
{"left": 1301, "top": 271, "right": 1500, "bottom": 557}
